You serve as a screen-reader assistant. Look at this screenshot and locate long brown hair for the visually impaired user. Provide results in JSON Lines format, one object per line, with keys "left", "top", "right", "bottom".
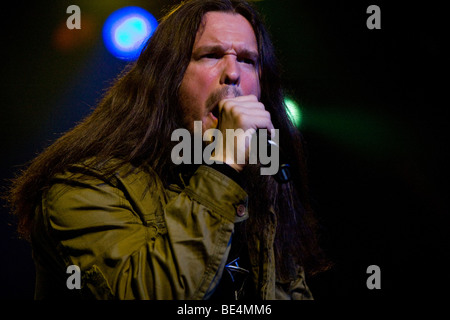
{"left": 5, "top": 0, "right": 329, "bottom": 278}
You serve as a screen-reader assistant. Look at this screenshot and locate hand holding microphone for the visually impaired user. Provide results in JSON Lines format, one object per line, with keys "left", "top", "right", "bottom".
{"left": 210, "top": 92, "right": 291, "bottom": 183}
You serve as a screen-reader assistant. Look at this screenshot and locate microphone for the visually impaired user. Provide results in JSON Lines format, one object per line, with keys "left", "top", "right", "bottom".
{"left": 267, "top": 138, "right": 291, "bottom": 184}
{"left": 210, "top": 87, "right": 292, "bottom": 183}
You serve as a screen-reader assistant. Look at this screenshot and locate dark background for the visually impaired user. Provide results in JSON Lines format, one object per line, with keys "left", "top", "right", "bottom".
{"left": 0, "top": 0, "right": 447, "bottom": 300}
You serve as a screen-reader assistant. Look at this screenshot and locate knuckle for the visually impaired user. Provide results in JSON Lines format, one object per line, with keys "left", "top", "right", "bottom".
{"left": 222, "top": 100, "right": 232, "bottom": 110}
{"left": 256, "top": 102, "right": 265, "bottom": 109}
{"left": 228, "top": 104, "right": 238, "bottom": 116}
{"left": 235, "top": 113, "right": 246, "bottom": 124}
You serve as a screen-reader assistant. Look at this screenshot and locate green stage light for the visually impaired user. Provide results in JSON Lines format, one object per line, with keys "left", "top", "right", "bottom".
{"left": 284, "top": 97, "right": 302, "bottom": 128}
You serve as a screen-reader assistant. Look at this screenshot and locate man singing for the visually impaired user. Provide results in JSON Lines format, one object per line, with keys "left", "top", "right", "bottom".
{"left": 6, "top": 0, "right": 329, "bottom": 299}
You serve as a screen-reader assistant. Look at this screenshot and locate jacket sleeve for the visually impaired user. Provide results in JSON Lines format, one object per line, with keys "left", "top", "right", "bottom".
{"left": 275, "top": 267, "right": 314, "bottom": 300}
{"left": 40, "top": 164, "right": 248, "bottom": 300}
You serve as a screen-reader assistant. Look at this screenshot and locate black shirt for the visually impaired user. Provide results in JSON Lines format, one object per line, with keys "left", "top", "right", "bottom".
{"left": 209, "top": 222, "right": 255, "bottom": 300}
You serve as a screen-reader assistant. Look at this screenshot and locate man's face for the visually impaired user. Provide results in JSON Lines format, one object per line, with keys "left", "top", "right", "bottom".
{"left": 179, "top": 11, "right": 261, "bottom": 132}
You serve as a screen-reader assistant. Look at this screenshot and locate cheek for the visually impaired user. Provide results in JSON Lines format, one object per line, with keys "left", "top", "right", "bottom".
{"left": 181, "top": 66, "right": 214, "bottom": 103}
{"left": 179, "top": 69, "right": 194, "bottom": 101}
{"left": 241, "top": 72, "right": 261, "bottom": 98}
{"left": 179, "top": 79, "right": 197, "bottom": 126}
{"left": 179, "top": 67, "right": 215, "bottom": 126}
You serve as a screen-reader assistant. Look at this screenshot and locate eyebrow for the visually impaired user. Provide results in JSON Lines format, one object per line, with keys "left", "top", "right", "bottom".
{"left": 193, "top": 44, "right": 259, "bottom": 61}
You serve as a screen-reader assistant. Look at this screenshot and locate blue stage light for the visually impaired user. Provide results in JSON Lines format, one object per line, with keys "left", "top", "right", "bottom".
{"left": 102, "top": 6, "right": 158, "bottom": 60}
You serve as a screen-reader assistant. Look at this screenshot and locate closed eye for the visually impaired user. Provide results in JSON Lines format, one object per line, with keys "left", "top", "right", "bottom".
{"left": 202, "top": 53, "right": 221, "bottom": 59}
{"left": 238, "top": 57, "right": 256, "bottom": 65}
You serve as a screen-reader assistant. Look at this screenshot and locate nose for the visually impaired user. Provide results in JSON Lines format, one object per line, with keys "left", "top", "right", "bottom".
{"left": 220, "top": 55, "right": 240, "bottom": 86}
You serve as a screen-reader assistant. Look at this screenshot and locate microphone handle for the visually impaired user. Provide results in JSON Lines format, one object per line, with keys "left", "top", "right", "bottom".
{"left": 267, "top": 139, "right": 291, "bottom": 184}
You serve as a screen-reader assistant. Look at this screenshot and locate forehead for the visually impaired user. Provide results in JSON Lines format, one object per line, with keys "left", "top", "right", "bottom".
{"left": 193, "top": 11, "right": 258, "bottom": 52}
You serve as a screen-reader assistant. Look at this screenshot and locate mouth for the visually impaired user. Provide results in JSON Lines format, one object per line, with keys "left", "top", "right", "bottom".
{"left": 206, "top": 86, "right": 242, "bottom": 120}
{"left": 211, "top": 104, "right": 219, "bottom": 119}
{"left": 207, "top": 109, "right": 218, "bottom": 126}
{"left": 203, "top": 103, "right": 219, "bottom": 127}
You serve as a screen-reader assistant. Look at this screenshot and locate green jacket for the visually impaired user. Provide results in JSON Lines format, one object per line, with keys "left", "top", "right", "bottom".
{"left": 31, "top": 160, "right": 313, "bottom": 300}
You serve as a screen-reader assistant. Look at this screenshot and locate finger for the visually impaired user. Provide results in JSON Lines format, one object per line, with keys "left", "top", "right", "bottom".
{"left": 221, "top": 94, "right": 258, "bottom": 103}
{"left": 219, "top": 100, "right": 265, "bottom": 115}
{"left": 238, "top": 113, "right": 275, "bottom": 132}
{"left": 218, "top": 95, "right": 259, "bottom": 111}
{"left": 223, "top": 106, "right": 271, "bottom": 123}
